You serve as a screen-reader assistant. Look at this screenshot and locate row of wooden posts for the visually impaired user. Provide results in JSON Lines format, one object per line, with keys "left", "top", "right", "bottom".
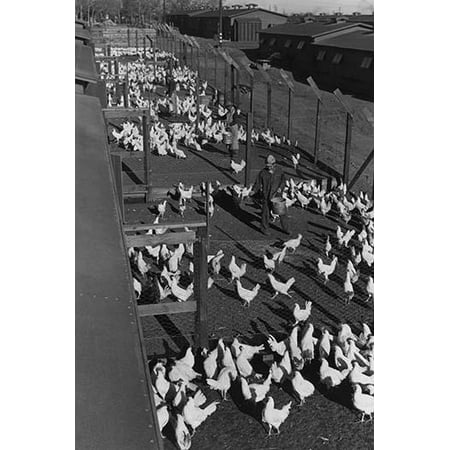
{"left": 151, "top": 24, "right": 373, "bottom": 188}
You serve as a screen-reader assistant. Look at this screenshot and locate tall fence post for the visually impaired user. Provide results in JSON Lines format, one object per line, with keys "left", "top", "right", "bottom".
{"left": 287, "top": 88, "right": 292, "bottom": 141}
{"left": 234, "top": 65, "right": 240, "bottom": 109}
{"left": 195, "top": 77, "right": 200, "bottom": 132}
{"left": 135, "top": 29, "right": 138, "bottom": 53}
{"left": 194, "top": 227, "right": 208, "bottom": 349}
{"left": 127, "top": 28, "right": 131, "bottom": 47}
{"left": 333, "top": 88, "right": 354, "bottom": 185}
{"left": 223, "top": 60, "right": 228, "bottom": 105}
{"left": 313, "top": 99, "right": 322, "bottom": 164}
{"left": 142, "top": 112, "right": 152, "bottom": 202}
{"left": 343, "top": 113, "right": 353, "bottom": 185}
{"left": 266, "top": 82, "right": 272, "bottom": 129}
{"left": 204, "top": 47, "right": 208, "bottom": 84}
{"left": 245, "top": 112, "right": 253, "bottom": 187}
{"left": 307, "top": 77, "right": 323, "bottom": 164}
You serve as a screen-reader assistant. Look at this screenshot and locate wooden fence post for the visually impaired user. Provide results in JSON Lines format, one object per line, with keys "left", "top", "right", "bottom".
{"left": 204, "top": 47, "right": 208, "bottom": 83}
{"left": 313, "top": 99, "right": 322, "bottom": 164}
{"left": 245, "top": 112, "right": 253, "bottom": 187}
{"left": 142, "top": 112, "right": 152, "bottom": 202}
{"left": 235, "top": 66, "right": 240, "bottom": 109}
{"left": 343, "top": 113, "right": 353, "bottom": 185}
{"left": 194, "top": 227, "right": 208, "bottom": 349}
{"left": 214, "top": 51, "right": 217, "bottom": 89}
{"left": 127, "top": 28, "right": 131, "bottom": 47}
{"left": 195, "top": 77, "right": 200, "bottom": 132}
{"left": 287, "top": 88, "right": 292, "bottom": 141}
{"left": 135, "top": 29, "right": 138, "bottom": 53}
{"left": 224, "top": 61, "right": 228, "bottom": 105}
{"left": 333, "top": 89, "right": 354, "bottom": 186}
{"left": 266, "top": 82, "right": 272, "bottom": 129}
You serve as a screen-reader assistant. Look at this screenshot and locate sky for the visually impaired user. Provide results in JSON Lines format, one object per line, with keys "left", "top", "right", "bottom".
{"left": 224, "top": 0, "right": 375, "bottom": 14}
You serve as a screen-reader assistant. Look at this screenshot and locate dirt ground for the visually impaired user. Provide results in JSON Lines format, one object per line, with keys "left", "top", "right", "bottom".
{"left": 107, "top": 48, "right": 374, "bottom": 449}
{"left": 121, "top": 139, "right": 374, "bottom": 450}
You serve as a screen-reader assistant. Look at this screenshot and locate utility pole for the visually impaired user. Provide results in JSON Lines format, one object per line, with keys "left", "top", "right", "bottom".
{"left": 218, "top": 0, "right": 223, "bottom": 47}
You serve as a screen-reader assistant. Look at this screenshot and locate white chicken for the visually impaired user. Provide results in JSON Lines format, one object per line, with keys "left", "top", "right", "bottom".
{"left": 228, "top": 255, "right": 247, "bottom": 283}
{"left": 292, "top": 301, "right": 312, "bottom": 325}
{"left": 319, "top": 358, "right": 350, "bottom": 388}
{"left": 206, "top": 367, "right": 233, "bottom": 400}
{"left": 325, "top": 235, "right": 332, "bottom": 257}
{"left": 262, "top": 397, "right": 292, "bottom": 436}
{"left": 157, "top": 199, "right": 167, "bottom": 218}
{"left": 170, "top": 279, "right": 194, "bottom": 302}
{"left": 236, "top": 279, "right": 261, "bottom": 307}
{"left": 352, "top": 384, "right": 374, "bottom": 422}
{"left": 240, "top": 374, "right": 271, "bottom": 403}
{"left": 317, "top": 256, "right": 338, "bottom": 284}
{"left": 230, "top": 159, "right": 246, "bottom": 174}
{"left": 267, "top": 274, "right": 295, "bottom": 299}
{"left": 133, "top": 277, "right": 142, "bottom": 299}
{"left": 267, "top": 334, "right": 287, "bottom": 356}
{"left": 175, "top": 414, "right": 192, "bottom": 450}
{"left": 291, "top": 370, "right": 315, "bottom": 405}
{"left": 344, "top": 270, "right": 354, "bottom": 304}
{"left": 283, "top": 233, "right": 302, "bottom": 253}
{"left": 182, "top": 397, "right": 219, "bottom": 434}
{"left": 263, "top": 253, "right": 276, "bottom": 272}
{"left": 366, "top": 276, "right": 374, "bottom": 302}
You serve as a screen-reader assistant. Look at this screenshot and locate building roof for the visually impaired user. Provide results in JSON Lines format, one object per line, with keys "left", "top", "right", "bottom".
{"left": 192, "top": 7, "right": 287, "bottom": 19}
{"left": 167, "top": 9, "right": 205, "bottom": 17}
{"left": 259, "top": 21, "right": 371, "bottom": 37}
{"left": 347, "top": 14, "right": 374, "bottom": 24}
{"left": 313, "top": 29, "right": 374, "bottom": 52}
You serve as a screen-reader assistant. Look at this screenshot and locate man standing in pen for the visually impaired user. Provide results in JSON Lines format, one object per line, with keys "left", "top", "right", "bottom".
{"left": 252, "top": 155, "right": 290, "bottom": 236}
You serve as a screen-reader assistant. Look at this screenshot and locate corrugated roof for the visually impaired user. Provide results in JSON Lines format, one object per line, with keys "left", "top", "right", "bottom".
{"left": 259, "top": 22, "right": 369, "bottom": 37}
{"left": 313, "top": 29, "right": 374, "bottom": 52}
{"left": 193, "top": 7, "right": 287, "bottom": 19}
{"left": 76, "top": 94, "right": 162, "bottom": 450}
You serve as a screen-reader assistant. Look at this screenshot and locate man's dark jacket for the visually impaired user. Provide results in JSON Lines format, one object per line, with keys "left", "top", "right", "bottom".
{"left": 253, "top": 166, "right": 286, "bottom": 201}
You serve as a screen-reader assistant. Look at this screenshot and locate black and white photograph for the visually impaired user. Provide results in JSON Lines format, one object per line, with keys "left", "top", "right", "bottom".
{"left": 75, "top": 1, "right": 374, "bottom": 448}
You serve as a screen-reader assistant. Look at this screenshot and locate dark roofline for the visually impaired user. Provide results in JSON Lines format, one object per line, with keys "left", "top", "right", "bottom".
{"left": 259, "top": 22, "right": 372, "bottom": 38}
{"left": 191, "top": 7, "right": 287, "bottom": 19}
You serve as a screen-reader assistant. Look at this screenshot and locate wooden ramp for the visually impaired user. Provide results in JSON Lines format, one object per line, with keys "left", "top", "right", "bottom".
{"left": 76, "top": 93, "right": 163, "bottom": 449}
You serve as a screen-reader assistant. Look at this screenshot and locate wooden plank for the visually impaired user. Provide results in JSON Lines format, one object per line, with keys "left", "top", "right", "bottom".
{"left": 125, "top": 231, "right": 197, "bottom": 248}
{"left": 103, "top": 108, "right": 147, "bottom": 119}
{"left": 110, "top": 150, "right": 144, "bottom": 158}
{"left": 123, "top": 221, "right": 207, "bottom": 233}
{"left": 139, "top": 300, "right": 194, "bottom": 319}
{"left": 194, "top": 228, "right": 208, "bottom": 348}
{"left": 123, "top": 185, "right": 149, "bottom": 195}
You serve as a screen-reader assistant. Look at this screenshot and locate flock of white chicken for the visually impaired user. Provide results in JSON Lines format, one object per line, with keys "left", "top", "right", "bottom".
{"left": 101, "top": 46, "right": 374, "bottom": 448}
{"left": 151, "top": 309, "right": 374, "bottom": 449}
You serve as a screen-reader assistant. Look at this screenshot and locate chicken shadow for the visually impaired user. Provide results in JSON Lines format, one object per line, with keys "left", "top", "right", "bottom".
{"left": 262, "top": 301, "right": 293, "bottom": 333}
{"left": 227, "top": 380, "right": 267, "bottom": 427}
